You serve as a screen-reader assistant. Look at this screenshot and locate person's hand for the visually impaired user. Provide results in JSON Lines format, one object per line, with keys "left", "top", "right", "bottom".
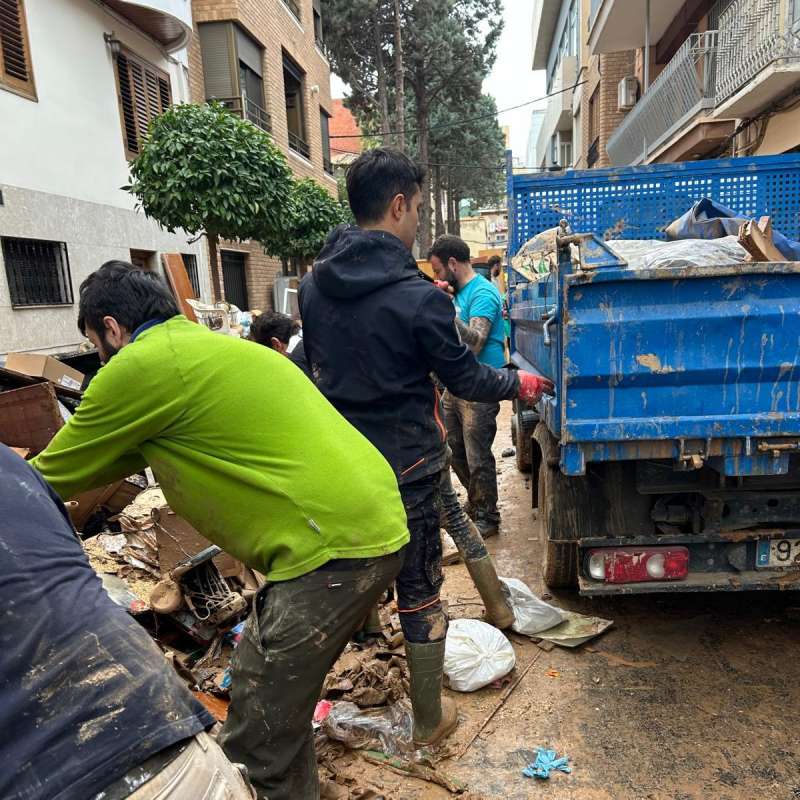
{"left": 433, "top": 280, "right": 455, "bottom": 296}
{"left": 518, "top": 371, "right": 555, "bottom": 404}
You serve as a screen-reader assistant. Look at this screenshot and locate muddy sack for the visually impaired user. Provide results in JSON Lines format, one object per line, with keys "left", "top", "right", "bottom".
{"left": 499, "top": 577, "right": 564, "bottom": 635}
{"left": 444, "top": 618, "right": 515, "bottom": 692}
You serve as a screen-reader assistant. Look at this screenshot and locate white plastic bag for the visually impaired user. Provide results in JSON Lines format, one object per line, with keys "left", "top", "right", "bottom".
{"left": 499, "top": 577, "right": 564, "bottom": 636}
{"left": 444, "top": 618, "right": 516, "bottom": 692}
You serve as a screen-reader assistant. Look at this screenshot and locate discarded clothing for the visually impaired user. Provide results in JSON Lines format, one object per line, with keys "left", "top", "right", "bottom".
{"left": 522, "top": 748, "right": 572, "bottom": 779}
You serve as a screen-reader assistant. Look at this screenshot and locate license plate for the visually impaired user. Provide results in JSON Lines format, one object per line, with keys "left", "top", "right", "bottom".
{"left": 756, "top": 538, "right": 800, "bottom": 568}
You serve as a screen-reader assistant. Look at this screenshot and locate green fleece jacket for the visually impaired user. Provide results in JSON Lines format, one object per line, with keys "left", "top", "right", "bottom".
{"left": 32, "top": 316, "right": 409, "bottom": 581}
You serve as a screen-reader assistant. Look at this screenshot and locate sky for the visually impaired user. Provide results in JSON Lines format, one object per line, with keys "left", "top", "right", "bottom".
{"left": 329, "top": 2, "right": 547, "bottom": 164}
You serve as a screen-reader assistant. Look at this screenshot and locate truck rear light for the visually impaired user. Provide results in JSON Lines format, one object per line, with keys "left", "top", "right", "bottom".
{"left": 586, "top": 547, "right": 689, "bottom": 584}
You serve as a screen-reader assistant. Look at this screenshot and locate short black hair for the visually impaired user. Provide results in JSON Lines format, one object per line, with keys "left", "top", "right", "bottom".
{"left": 346, "top": 147, "right": 425, "bottom": 225}
{"left": 428, "top": 234, "right": 471, "bottom": 266}
{"left": 487, "top": 255, "right": 502, "bottom": 267}
{"left": 77, "top": 261, "right": 179, "bottom": 335}
{"left": 249, "top": 310, "right": 294, "bottom": 346}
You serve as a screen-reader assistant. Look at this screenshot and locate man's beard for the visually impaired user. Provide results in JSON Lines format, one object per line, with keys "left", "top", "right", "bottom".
{"left": 98, "top": 334, "right": 120, "bottom": 364}
{"left": 445, "top": 268, "right": 458, "bottom": 290}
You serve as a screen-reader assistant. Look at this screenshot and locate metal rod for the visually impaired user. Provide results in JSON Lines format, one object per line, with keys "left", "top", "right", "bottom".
{"left": 644, "top": 0, "right": 650, "bottom": 92}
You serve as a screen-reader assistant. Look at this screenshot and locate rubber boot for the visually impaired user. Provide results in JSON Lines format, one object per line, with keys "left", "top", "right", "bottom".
{"left": 465, "top": 555, "right": 515, "bottom": 630}
{"left": 405, "top": 640, "right": 458, "bottom": 747}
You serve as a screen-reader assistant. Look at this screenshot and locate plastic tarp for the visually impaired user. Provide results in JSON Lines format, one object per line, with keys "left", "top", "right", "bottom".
{"left": 606, "top": 236, "right": 749, "bottom": 270}
{"left": 665, "top": 198, "right": 800, "bottom": 260}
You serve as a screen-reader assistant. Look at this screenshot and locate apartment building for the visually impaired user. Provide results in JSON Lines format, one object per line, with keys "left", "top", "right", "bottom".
{"left": 591, "top": 0, "right": 800, "bottom": 166}
{"left": 189, "top": 0, "right": 336, "bottom": 311}
{"left": 0, "top": 0, "right": 211, "bottom": 356}
{"left": 531, "top": 0, "right": 635, "bottom": 170}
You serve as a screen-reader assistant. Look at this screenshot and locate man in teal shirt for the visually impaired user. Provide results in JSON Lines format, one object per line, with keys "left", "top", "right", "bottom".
{"left": 33, "top": 261, "right": 409, "bottom": 800}
{"left": 429, "top": 235, "right": 507, "bottom": 538}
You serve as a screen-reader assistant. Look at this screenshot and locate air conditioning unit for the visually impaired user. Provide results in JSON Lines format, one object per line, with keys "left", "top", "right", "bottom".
{"left": 618, "top": 76, "right": 638, "bottom": 111}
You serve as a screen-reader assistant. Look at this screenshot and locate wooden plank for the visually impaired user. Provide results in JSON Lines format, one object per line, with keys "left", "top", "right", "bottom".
{"left": 161, "top": 253, "right": 199, "bottom": 322}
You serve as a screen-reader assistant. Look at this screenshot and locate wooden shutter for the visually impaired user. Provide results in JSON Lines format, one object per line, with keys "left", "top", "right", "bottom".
{"left": 0, "top": 0, "right": 35, "bottom": 98}
{"left": 115, "top": 49, "right": 172, "bottom": 158}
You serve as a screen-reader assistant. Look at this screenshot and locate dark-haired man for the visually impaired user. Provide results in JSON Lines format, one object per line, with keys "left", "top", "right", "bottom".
{"left": 299, "top": 147, "right": 553, "bottom": 747}
{"left": 429, "top": 234, "right": 507, "bottom": 539}
{"left": 32, "top": 261, "right": 410, "bottom": 800}
{"left": 249, "top": 310, "right": 310, "bottom": 378}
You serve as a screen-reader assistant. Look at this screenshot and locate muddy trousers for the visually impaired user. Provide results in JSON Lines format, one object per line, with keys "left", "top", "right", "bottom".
{"left": 439, "top": 447, "right": 489, "bottom": 561}
{"left": 218, "top": 550, "right": 405, "bottom": 800}
{"left": 397, "top": 477, "right": 448, "bottom": 643}
{"left": 442, "top": 393, "right": 501, "bottom": 527}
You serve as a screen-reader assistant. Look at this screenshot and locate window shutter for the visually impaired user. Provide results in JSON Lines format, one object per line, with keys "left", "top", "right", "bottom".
{"left": 198, "top": 22, "right": 236, "bottom": 99}
{"left": 236, "top": 27, "right": 262, "bottom": 77}
{"left": 0, "top": 0, "right": 34, "bottom": 97}
{"left": 115, "top": 49, "right": 172, "bottom": 157}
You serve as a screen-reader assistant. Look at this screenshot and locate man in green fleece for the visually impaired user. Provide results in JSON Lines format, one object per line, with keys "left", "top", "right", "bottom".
{"left": 32, "top": 261, "right": 409, "bottom": 800}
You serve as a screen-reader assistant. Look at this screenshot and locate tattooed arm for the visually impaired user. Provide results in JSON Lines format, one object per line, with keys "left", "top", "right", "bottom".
{"left": 455, "top": 316, "right": 492, "bottom": 355}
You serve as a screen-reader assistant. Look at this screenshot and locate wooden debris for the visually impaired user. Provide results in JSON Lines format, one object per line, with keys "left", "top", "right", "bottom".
{"left": 738, "top": 216, "right": 784, "bottom": 262}
{"left": 361, "top": 751, "right": 466, "bottom": 794}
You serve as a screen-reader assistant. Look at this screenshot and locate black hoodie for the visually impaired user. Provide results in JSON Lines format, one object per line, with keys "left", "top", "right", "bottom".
{"left": 299, "top": 225, "right": 519, "bottom": 486}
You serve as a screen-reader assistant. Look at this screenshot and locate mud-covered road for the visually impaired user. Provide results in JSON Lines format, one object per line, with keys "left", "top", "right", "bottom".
{"left": 335, "top": 401, "right": 800, "bottom": 799}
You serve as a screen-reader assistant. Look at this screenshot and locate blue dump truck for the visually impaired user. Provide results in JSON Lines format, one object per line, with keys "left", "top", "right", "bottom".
{"left": 505, "top": 153, "right": 800, "bottom": 595}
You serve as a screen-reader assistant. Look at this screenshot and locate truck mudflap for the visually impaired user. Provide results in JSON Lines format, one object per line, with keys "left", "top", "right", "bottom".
{"left": 576, "top": 531, "right": 800, "bottom": 595}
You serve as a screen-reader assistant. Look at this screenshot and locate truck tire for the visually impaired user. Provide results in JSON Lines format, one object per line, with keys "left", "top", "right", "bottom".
{"left": 534, "top": 423, "right": 595, "bottom": 589}
{"left": 512, "top": 408, "right": 539, "bottom": 473}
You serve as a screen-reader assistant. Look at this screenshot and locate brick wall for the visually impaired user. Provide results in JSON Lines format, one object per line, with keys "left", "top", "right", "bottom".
{"left": 579, "top": 50, "right": 636, "bottom": 169}
{"left": 189, "top": 0, "right": 337, "bottom": 310}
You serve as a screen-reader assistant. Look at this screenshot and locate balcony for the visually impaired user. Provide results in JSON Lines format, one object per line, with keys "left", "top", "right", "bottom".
{"left": 288, "top": 131, "right": 311, "bottom": 159}
{"left": 606, "top": 32, "right": 732, "bottom": 166}
{"left": 102, "top": 0, "right": 192, "bottom": 52}
{"left": 589, "top": 0, "right": 688, "bottom": 54}
{"left": 535, "top": 55, "right": 577, "bottom": 167}
{"left": 713, "top": 0, "right": 800, "bottom": 118}
{"left": 219, "top": 95, "right": 272, "bottom": 133}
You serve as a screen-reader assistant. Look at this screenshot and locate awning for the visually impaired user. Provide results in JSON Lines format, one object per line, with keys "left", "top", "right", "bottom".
{"left": 103, "top": 0, "right": 192, "bottom": 52}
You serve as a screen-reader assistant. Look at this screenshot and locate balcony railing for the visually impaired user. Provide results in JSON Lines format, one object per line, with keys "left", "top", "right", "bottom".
{"left": 289, "top": 130, "right": 311, "bottom": 159}
{"left": 606, "top": 31, "right": 718, "bottom": 166}
{"left": 587, "top": 137, "right": 600, "bottom": 167}
{"left": 218, "top": 95, "right": 272, "bottom": 133}
{"left": 323, "top": 155, "right": 333, "bottom": 174}
{"left": 713, "top": 0, "right": 800, "bottom": 106}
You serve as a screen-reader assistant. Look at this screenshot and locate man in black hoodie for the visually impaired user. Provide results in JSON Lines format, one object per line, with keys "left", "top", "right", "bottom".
{"left": 299, "top": 147, "right": 552, "bottom": 747}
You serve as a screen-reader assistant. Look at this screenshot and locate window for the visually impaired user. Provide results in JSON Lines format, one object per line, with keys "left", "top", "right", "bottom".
{"left": 182, "top": 254, "right": 200, "bottom": 297}
{"left": 284, "top": 0, "right": 301, "bottom": 22}
{"left": 130, "top": 249, "right": 156, "bottom": 270}
{"left": 2, "top": 237, "right": 73, "bottom": 307}
{"left": 560, "top": 140, "right": 572, "bottom": 168}
{"left": 283, "top": 53, "right": 309, "bottom": 158}
{"left": 221, "top": 250, "right": 248, "bottom": 310}
{"left": 313, "top": 0, "right": 323, "bottom": 47}
{"left": 0, "top": 0, "right": 35, "bottom": 99}
{"left": 320, "top": 107, "right": 332, "bottom": 174}
{"left": 198, "top": 22, "right": 270, "bottom": 132}
{"left": 115, "top": 49, "right": 171, "bottom": 158}
{"left": 550, "top": 134, "right": 558, "bottom": 165}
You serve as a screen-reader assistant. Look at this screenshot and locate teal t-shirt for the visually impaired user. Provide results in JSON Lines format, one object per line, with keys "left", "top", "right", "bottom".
{"left": 455, "top": 274, "right": 506, "bottom": 368}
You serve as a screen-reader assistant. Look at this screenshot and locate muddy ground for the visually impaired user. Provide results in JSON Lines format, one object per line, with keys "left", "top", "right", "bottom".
{"left": 335, "top": 402, "right": 800, "bottom": 799}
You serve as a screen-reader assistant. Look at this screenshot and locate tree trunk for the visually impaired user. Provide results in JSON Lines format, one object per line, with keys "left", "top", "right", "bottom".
{"left": 393, "top": 0, "right": 405, "bottom": 151}
{"left": 415, "top": 92, "right": 432, "bottom": 253}
{"left": 453, "top": 194, "right": 461, "bottom": 236}
{"left": 208, "top": 232, "right": 222, "bottom": 302}
{"left": 374, "top": 18, "right": 391, "bottom": 137}
{"left": 433, "top": 164, "right": 444, "bottom": 239}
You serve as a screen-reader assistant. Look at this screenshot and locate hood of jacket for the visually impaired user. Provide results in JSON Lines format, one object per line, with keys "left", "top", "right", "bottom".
{"left": 312, "top": 225, "right": 419, "bottom": 300}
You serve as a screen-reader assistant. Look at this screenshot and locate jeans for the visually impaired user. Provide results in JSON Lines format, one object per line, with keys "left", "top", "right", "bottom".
{"left": 442, "top": 392, "right": 501, "bottom": 527}
{"left": 438, "top": 447, "right": 489, "bottom": 561}
{"left": 396, "top": 477, "right": 448, "bottom": 644}
{"left": 218, "top": 550, "right": 405, "bottom": 800}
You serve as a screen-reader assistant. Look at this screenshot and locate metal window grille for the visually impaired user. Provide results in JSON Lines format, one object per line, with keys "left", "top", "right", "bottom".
{"left": 182, "top": 253, "right": 200, "bottom": 297}
{"left": 221, "top": 250, "right": 249, "bottom": 310}
{"left": 2, "top": 237, "right": 73, "bottom": 307}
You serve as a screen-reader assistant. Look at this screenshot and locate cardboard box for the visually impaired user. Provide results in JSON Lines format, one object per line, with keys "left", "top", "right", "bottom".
{"left": 0, "top": 382, "right": 63, "bottom": 454}
{"left": 6, "top": 352, "right": 85, "bottom": 391}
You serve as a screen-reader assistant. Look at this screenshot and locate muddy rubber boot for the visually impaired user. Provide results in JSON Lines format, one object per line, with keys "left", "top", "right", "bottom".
{"left": 405, "top": 641, "right": 459, "bottom": 747}
{"left": 465, "top": 555, "right": 515, "bottom": 630}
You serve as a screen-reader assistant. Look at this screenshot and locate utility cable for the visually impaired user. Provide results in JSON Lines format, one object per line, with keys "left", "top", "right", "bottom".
{"left": 329, "top": 80, "right": 587, "bottom": 139}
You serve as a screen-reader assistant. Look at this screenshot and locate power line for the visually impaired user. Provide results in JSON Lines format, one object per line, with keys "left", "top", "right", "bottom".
{"left": 329, "top": 81, "right": 587, "bottom": 140}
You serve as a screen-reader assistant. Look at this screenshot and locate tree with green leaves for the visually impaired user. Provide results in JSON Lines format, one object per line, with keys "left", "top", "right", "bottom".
{"left": 259, "top": 178, "right": 350, "bottom": 273}
{"left": 126, "top": 102, "right": 293, "bottom": 300}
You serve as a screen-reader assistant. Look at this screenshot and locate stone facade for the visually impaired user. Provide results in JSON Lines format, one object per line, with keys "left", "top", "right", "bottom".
{"left": 189, "top": 0, "right": 337, "bottom": 311}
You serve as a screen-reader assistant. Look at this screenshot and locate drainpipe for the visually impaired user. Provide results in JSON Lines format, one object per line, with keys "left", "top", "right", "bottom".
{"left": 644, "top": 0, "right": 650, "bottom": 92}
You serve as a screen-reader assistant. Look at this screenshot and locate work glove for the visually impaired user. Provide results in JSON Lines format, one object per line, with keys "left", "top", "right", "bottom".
{"left": 433, "top": 280, "right": 455, "bottom": 296}
{"left": 518, "top": 371, "right": 555, "bottom": 405}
